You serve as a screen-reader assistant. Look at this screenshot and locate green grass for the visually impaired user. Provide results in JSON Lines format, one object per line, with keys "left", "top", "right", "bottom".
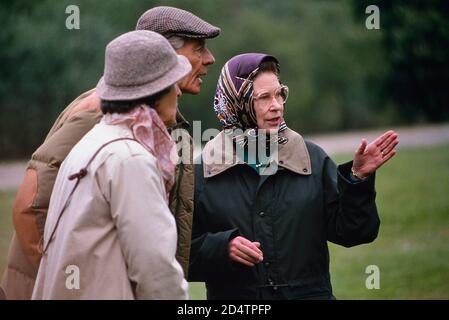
{"left": 329, "top": 144, "right": 449, "bottom": 299}
{"left": 1, "top": 144, "right": 448, "bottom": 299}
{"left": 188, "top": 282, "right": 207, "bottom": 300}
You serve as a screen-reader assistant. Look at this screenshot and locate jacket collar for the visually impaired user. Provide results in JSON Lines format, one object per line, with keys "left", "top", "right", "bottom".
{"left": 203, "top": 128, "right": 312, "bottom": 178}
{"left": 98, "top": 118, "right": 134, "bottom": 139}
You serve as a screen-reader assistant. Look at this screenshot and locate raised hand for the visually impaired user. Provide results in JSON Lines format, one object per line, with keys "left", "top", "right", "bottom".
{"left": 352, "top": 130, "right": 399, "bottom": 180}
{"left": 228, "top": 236, "right": 263, "bottom": 267}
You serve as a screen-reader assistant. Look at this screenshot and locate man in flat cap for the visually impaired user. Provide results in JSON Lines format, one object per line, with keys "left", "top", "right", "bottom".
{"left": 137, "top": 6, "right": 219, "bottom": 95}
{"left": 1, "top": 6, "right": 220, "bottom": 300}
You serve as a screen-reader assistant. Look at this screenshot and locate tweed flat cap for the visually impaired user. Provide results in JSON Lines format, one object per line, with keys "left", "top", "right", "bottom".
{"left": 96, "top": 30, "right": 191, "bottom": 101}
{"left": 136, "top": 6, "right": 220, "bottom": 39}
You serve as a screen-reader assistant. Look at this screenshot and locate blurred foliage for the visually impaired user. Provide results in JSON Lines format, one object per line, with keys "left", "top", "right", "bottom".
{"left": 0, "top": 0, "right": 448, "bottom": 158}
{"left": 352, "top": 0, "right": 449, "bottom": 122}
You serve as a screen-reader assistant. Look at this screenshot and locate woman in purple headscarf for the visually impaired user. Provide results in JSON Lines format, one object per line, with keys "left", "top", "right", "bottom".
{"left": 189, "top": 53, "right": 398, "bottom": 299}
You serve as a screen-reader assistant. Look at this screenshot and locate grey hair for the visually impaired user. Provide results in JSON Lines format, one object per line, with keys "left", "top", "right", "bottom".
{"left": 167, "top": 35, "right": 185, "bottom": 50}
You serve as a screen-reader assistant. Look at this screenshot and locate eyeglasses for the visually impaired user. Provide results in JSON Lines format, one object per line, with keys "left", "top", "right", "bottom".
{"left": 253, "top": 85, "right": 289, "bottom": 108}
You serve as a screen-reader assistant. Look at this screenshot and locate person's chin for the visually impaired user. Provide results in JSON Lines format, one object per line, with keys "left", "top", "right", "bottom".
{"left": 264, "top": 121, "right": 281, "bottom": 131}
{"left": 162, "top": 116, "right": 177, "bottom": 127}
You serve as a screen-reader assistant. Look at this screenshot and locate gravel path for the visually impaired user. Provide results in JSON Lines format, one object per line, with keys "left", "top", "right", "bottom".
{"left": 306, "top": 123, "right": 449, "bottom": 155}
{"left": 0, "top": 161, "right": 28, "bottom": 192}
{"left": 1, "top": 123, "right": 449, "bottom": 191}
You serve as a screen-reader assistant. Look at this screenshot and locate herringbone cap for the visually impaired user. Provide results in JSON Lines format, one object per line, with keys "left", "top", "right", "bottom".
{"left": 136, "top": 6, "right": 220, "bottom": 39}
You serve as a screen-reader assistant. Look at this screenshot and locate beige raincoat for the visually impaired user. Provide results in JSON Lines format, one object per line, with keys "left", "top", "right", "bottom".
{"left": 31, "top": 120, "right": 187, "bottom": 299}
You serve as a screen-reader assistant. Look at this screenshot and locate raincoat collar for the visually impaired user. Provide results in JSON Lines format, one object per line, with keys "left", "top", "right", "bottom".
{"left": 202, "top": 128, "right": 312, "bottom": 178}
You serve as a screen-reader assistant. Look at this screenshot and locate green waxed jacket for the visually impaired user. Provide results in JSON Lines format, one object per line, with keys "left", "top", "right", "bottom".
{"left": 189, "top": 128, "right": 380, "bottom": 299}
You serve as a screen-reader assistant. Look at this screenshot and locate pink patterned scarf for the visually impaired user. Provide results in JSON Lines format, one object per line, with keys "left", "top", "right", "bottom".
{"left": 104, "top": 105, "right": 178, "bottom": 197}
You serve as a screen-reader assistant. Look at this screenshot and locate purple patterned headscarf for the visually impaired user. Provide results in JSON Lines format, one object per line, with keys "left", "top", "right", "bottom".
{"left": 214, "top": 53, "right": 282, "bottom": 130}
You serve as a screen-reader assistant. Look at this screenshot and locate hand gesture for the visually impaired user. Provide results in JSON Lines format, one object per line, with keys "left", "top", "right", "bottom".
{"left": 352, "top": 130, "right": 399, "bottom": 179}
{"left": 228, "top": 236, "right": 263, "bottom": 267}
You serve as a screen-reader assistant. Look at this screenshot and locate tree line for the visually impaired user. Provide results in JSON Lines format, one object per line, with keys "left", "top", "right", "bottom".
{"left": 1, "top": 0, "right": 447, "bottom": 159}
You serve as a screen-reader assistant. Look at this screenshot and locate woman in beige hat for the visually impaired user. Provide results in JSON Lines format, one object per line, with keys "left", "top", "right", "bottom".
{"left": 4, "top": 7, "right": 220, "bottom": 300}
{"left": 31, "top": 30, "right": 191, "bottom": 300}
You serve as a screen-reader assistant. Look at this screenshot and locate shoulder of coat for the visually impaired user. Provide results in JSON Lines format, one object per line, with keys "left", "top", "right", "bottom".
{"left": 67, "top": 89, "right": 101, "bottom": 119}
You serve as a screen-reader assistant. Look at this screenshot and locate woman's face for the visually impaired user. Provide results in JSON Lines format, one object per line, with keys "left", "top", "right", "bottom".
{"left": 253, "top": 72, "right": 284, "bottom": 131}
{"left": 153, "top": 84, "right": 182, "bottom": 126}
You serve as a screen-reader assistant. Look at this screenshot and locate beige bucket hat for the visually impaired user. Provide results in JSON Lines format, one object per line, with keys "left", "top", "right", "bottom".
{"left": 96, "top": 30, "right": 192, "bottom": 101}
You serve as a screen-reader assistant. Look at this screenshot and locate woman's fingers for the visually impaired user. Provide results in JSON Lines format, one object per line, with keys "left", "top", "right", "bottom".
{"left": 381, "top": 149, "right": 397, "bottom": 163}
{"left": 239, "top": 237, "right": 263, "bottom": 256}
{"left": 233, "top": 248, "right": 260, "bottom": 264}
{"left": 239, "top": 244, "right": 263, "bottom": 262}
{"left": 378, "top": 132, "right": 398, "bottom": 152}
{"left": 374, "top": 130, "right": 395, "bottom": 147}
{"left": 356, "top": 138, "right": 368, "bottom": 155}
{"left": 381, "top": 140, "right": 399, "bottom": 158}
{"left": 230, "top": 254, "right": 255, "bottom": 267}
{"left": 229, "top": 236, "right": 263, "bottom": 267}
